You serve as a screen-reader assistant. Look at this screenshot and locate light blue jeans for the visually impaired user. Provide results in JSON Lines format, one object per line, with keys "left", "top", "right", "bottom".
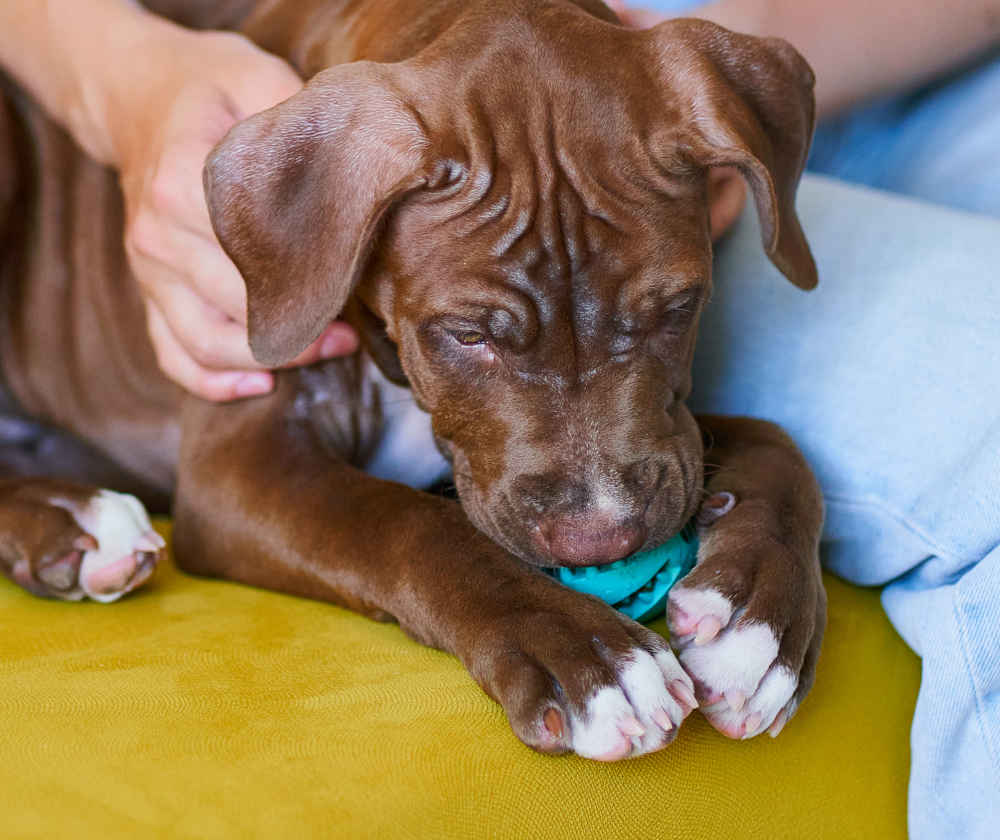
{"left": 642, "top": 1, "right": 1000, "bottom": 836}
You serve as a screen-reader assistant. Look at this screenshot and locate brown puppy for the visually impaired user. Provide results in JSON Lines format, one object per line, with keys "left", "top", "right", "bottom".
{"left": 0, "top": 0, "right": 825, "bottom": 759}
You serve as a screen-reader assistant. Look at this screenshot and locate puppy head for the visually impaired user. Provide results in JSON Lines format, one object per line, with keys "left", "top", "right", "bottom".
{"left": 205, "top": 11, "right": 816, "bottom": 567}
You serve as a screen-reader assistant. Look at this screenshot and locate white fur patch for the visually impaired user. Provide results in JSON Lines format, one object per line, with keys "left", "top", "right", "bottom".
{"left": 53, "top": 490, "right": 158, "bottom": 603}
{"left": 572, "top": 685, "right": 635, "bottom": 760}
{"left": 362, "top": 360, "right": 452, "bottom": 489}
{"left": 701, "top": 664, "right": 798, "bottom": 739}
{"left": 678, "top": 620, "right": 779, "bottom": 699}
{"left": 570, "top": 651, "right": 694, "bottom": 760}
{"left": 669, "top": 586, "right": 801, "bottom": 739}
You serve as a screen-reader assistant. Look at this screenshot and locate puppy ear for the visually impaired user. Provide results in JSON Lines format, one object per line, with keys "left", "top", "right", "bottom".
{"left": 204, "top": 63, "right": 430, "bottom": 366}
{"left": 647, "top": 20, "right": 818, "bottom": 289}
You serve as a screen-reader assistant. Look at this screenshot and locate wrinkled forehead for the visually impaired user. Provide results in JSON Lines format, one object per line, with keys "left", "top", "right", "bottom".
{"left": 375, "top": 9, "right": 721, "bottom": 317}
{"left": 380, "top": 162, "right": 713, "bottom": 328}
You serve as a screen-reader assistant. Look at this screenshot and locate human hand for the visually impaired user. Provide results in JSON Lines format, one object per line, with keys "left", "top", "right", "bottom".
{"left": 111, "top": 27, "right": 358, "bottom": 401}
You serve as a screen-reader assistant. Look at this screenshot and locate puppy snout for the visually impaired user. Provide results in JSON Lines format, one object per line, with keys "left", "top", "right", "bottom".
{"left": 534, "top": 513, "right": 647, "bottom": 567}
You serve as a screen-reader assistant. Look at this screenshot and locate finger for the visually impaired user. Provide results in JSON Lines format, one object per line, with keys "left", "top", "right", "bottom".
{"left": 131, "top": 218, "right": 249, "bottom": 325}
{"left": 144, "top": 264, "right": 358, "bottom": 370}
{"left": 280, "top": 322, "right": 360, "bottom": 368}
{"left": 167, "top": 135, "right": 238, "bottom": 248}
{"left": 227, "top": 53, "right": 304, "bottom": 118}
{"left": 145, "top": 301, "right": 274, "bottom": 401}
{"left": 146, "top": 275, "right": 262, "bottom": 371}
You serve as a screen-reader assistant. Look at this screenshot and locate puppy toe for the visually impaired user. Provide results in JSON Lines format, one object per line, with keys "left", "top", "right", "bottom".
{"left": 700, "top": 663, "right": 798, "bottom": 739}
{"left": 667, "top": 586, "right": 735, "bottom": 644}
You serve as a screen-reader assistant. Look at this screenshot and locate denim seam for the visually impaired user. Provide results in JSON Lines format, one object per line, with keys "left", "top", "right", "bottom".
{"left": 824, "top": 493, "right": 977, "bottom": 570}
{"left": 951, "top": 586, "right": 1000, "bottom": 773}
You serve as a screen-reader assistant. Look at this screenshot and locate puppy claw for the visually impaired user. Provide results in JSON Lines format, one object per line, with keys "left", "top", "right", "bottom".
{"left": 725, "top": 690, "right": 746, "bottom": 712}
{"left": 135, "top": 531, "right": 165, "bottom": 552}
{"left": 652, "top": 708, "right": 674, "bottom": 732}
{"left": 742, "top": 712, "right": 763, "bottom": 738}
{"left": 768, "top": 708, "right": 790, "bottom": 738}
{"left": 694, "top": 616, "right": 723, "bottom": 645}
{"left": 670, "top": 679, "right": 698, "bottom": 711}
{"left": 618, "top": 715, "right": 645, "bottom": 738}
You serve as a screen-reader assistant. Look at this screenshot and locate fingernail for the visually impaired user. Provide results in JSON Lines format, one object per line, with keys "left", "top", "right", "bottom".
{"left": 233, "top": 372, "right": 273, "bottom": 398}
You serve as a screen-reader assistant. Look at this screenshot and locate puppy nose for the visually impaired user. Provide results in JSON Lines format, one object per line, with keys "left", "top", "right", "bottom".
{"left": 536, "top": 514, "right": 646, "bottom": 566}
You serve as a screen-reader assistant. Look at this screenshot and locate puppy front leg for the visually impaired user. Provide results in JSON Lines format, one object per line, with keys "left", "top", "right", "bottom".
{"left": 173, "top": 390, "right": 698, "bottom": 760}
{"left": 670, "top": 415, "right": 827, "bottom": 739}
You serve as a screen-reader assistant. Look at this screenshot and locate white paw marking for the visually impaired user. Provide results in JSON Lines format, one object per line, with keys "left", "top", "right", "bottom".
{"left": 52, "top": 490, "right": 162, "bottom": 603}
{"left": 678, "top": 620, "right": 779, "bottom": 699}
{"left": 570, "top": 651, "right": 694, "bottom": 760}
{"left": 572, "top": 685, "right": 637, "bottom": 760}
{"left": 669, "top": 584, "right": 804, "bottom": 739}
{"left": 702, "top": 665, "right": 798, "bottom": 739}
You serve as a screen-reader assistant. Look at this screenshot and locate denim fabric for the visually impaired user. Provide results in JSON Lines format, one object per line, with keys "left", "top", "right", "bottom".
{"left": 809, "top": 49, "right": 1000, "bottom": 216}
{"left": 693, "top": 175, "right": 1000, "bottom": 839}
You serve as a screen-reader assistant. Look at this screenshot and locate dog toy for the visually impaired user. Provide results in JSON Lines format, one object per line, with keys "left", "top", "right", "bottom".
{"left": 547, "top": 522, "right": 698, "bottom": 622}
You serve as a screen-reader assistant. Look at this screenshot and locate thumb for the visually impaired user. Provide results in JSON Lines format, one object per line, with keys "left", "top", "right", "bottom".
{"left": 229, "top": 52, "right": 304, "bottom": 120}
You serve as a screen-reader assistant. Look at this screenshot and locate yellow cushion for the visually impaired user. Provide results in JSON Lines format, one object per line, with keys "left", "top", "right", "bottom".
{"left": 1, "top": 521, "right": 918, "bottom": 838}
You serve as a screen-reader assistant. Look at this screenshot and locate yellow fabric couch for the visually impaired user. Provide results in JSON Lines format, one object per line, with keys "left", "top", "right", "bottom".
{"left": 1, "top": 521, "right": 919, "bottom": 839}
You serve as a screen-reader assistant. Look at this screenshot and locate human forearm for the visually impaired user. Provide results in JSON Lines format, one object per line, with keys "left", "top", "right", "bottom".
{"left": 0, "top": 0, "right": 188, "bottom": 163}
{"left": 692, "top": 0, "right": 1000, "bottom": 117}
{"left": 0, "top": 1, "right": 353, "bottom": 401}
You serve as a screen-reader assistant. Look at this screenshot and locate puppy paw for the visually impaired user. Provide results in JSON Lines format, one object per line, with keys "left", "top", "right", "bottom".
{"left": 1, "top": 481, "right": 164, "bottom": 602}
{"left": 54, "top": 490, "right": 164, "bottom": 602}
{"left": 469, "top": 579, "right": 697, "bottom": 760}
{"left": 668, "top": 496, "right": 826, "bottom": 739}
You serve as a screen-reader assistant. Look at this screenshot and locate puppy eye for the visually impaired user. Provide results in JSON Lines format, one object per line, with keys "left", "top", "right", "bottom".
{"left": 454, "top": 330, "right": 486, "bottom": 346}
{"left": 659, "top": 293, "right": 698, "bottom": 333}
{"left": 669, "top": 292, "right": 694, "bottom": 310}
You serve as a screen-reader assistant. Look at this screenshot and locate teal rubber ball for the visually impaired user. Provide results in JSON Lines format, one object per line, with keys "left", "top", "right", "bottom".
{"left": 546, "top": 523, "right": 698, "bottom": 622}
